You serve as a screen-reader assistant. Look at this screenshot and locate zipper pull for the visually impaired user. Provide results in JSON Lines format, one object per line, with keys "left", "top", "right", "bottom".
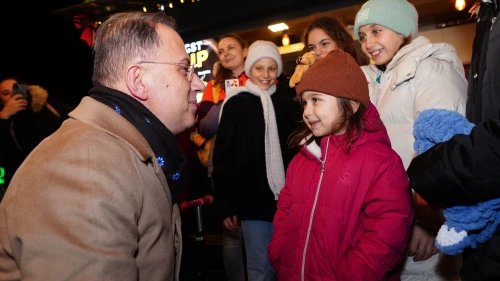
{"left": 491, "top": 17, "right": 497, "bottom": 30}
{"left": 320, "top": 161, "right": 325, "bottom": 173}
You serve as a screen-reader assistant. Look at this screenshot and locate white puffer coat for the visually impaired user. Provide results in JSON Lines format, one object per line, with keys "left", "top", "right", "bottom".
{"left": 361, "top": 36, "right": 467, "bottom": 171}
{"left": 362, "top": 36, "right": 466, "bottom": 281}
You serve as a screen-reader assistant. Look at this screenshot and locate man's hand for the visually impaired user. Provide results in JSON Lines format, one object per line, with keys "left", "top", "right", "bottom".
{"left": 0, "top": 95, "right": 27, "bottom": 119}
{"left": 222, "top": 215, "right": 239, "bottom": 231}
{"left": 408, "top": 223, "right": 439, "bottom": 261}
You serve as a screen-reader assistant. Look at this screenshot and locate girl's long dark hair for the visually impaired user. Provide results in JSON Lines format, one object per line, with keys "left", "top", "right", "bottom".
{"left": 289, "top": 98, "right": 373, "bottom": 154}
{"left": 213, "top": 34, "right": 248, "bottom": 90}
{"left": 301, "top": 17, "right": 361, "bottom": 65}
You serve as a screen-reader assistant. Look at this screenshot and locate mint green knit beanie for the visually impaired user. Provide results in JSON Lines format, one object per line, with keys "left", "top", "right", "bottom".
{"left": 354, "top": 0, "right": 418, "bottom": 40}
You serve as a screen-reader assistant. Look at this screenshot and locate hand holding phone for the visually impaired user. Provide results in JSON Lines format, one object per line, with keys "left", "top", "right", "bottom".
{"left": 12, "top": 83, "right": 29, "bottom": 99}
{"left": 0, "top": 91, "right": 28, "bottom": 119}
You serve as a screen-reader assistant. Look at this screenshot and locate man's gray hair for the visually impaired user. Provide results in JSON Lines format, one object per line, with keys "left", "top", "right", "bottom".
{"left": 91, "top": 12, "right": 177, "bottom": 86}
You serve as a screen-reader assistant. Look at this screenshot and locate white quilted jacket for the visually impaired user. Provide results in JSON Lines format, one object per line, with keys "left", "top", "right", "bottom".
{"left": 362, "top": 36, "right": 467, "bottom": 281}
{"left": 361, "top": 36, "right": 467, "bottom": 170}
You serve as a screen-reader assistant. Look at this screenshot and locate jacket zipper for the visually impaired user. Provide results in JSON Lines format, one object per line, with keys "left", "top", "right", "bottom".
{"left": 301, "top": 138, "right": 329, "bottom": 281}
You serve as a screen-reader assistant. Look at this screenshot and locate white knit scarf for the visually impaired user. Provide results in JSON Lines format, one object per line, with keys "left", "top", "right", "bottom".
{"left": 219, "top": 80, "right": 285, "bottom": 200}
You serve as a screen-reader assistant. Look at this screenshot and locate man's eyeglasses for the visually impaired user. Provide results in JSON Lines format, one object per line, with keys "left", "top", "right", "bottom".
{"left": 138, "top": 61, "right": 195, "bottom": 81}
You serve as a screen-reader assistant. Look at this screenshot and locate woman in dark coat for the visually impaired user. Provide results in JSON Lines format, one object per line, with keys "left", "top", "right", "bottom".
{"left": 408, "top": 3, "right": 500, "bottom": 278}
{"left": 0, "top": 77, "right": 73, "bottom": 192}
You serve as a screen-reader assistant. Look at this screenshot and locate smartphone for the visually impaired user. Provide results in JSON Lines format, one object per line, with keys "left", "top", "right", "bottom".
{"left": 12, "top": 83, "right": 29, "bottom": 99}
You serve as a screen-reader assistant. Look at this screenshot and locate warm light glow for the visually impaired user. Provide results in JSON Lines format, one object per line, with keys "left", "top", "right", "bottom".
{"left": 282, "top": 33, "right": 290, "bottom": 46}
{"left": 268, "top": 23, "right": 289, "bottom": 32}
{"left": 142, "top": 6, "right": 147, "bottom": 12}
{"left": 180, "top": 0, "right": 184, "bottom": 2}
{"left": 169, "top": 2, "right": 173, "bottom": 8}
{"left": 278, "top": 43, "right": 305, "bottom": 55}
{"left": 455, "top": 0, "right": 466, "bottom": 11}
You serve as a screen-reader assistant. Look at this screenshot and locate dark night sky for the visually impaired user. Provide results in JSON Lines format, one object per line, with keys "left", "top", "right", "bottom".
{"left": 1, "top": 1, "right": 94, "bottom": 108}
{"left": 0, "top": 0, "right": 355, "bottom": 108}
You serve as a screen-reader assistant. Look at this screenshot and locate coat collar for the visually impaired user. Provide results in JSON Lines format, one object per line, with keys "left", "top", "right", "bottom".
{"left": 68, "top": 96, "right": 157, "bottom": 168}
{"left": 299, "top": 103, "right": 388, "bottom": 160}
{"left": 68, "top": 96, "right": 173, "bottom": 206}
{"left": 385, "top": 36, "right": 464, "bottom": 89}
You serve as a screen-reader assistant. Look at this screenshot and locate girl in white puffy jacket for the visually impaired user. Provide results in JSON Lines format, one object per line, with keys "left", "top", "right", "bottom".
{"left": 354, "top": 0, "right": 467, "bottom": 280}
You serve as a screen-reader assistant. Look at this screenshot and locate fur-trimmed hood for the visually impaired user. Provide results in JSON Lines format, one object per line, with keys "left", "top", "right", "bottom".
{"left": 27, "top": 85, "right": 49, "bottom": 113}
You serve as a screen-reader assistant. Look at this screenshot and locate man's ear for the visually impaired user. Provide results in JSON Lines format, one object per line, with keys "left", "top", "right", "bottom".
{"left": 350, "top": 100, "right": 360, "bottom": 114}
{"left": 125, "top": 64, "right": 148, "bottom": 101}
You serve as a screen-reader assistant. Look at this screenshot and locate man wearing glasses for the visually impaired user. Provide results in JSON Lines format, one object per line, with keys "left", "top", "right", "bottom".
{"left": 0, "top": 11, "right": 205, "bottom": 281}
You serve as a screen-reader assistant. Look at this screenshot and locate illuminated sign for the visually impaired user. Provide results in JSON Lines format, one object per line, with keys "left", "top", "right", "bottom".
{"left": 185, "top": 39, "right": 219, "bottom": 84}
{"left": 0, "top": 167, "right": 4, "bottom": 185}
{"left": 185, "top": 41, "right": 209, "bottom": 68}
{"left": 185, "top": 39, "right": 220, "bottom": 103}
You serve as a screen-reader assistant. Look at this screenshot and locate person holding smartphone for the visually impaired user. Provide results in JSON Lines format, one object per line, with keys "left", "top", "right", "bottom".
{"left": 0, "top": 77, "right": 73, "bottom": 194}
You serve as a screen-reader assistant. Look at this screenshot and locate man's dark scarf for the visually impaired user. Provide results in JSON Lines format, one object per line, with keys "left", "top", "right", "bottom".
{"left": 90, "top": 83, "right": 185, "bottom": 203}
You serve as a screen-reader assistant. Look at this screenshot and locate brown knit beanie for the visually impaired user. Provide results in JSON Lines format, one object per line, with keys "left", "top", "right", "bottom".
{"left": 296, "top": 49, "right": 370, "bottom": 108}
